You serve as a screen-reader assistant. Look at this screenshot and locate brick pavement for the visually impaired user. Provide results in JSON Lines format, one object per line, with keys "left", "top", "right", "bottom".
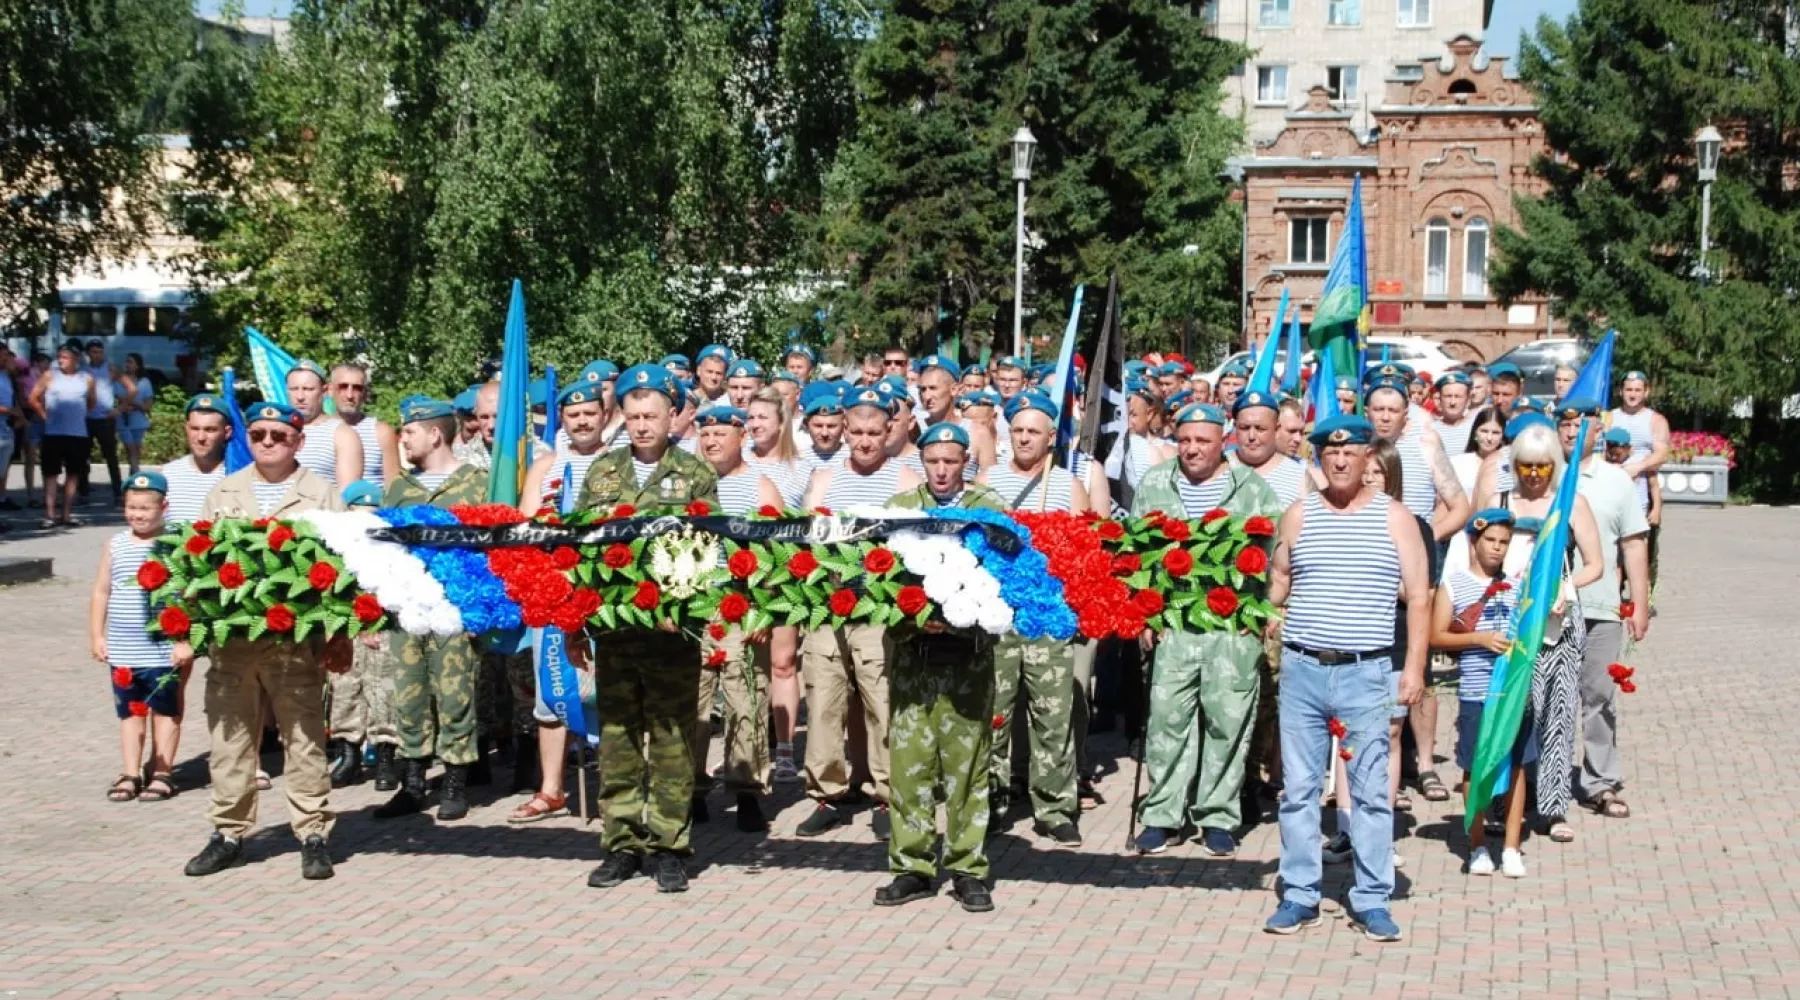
{"left": 1, "top": 505, "right": 1797, "bottom": 998}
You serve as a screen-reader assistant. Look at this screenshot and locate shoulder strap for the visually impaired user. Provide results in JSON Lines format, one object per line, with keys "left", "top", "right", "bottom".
{"left": 1010, "top": 467, "right": 1047, "bottom": 509}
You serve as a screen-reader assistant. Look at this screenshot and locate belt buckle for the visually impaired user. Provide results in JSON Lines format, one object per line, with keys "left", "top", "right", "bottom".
{"left": 1317, "top": 648, "right": 1345, "bottom": 666}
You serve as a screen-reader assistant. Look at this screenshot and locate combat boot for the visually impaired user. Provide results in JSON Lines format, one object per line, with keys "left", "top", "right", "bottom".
{"left": 467, "top": 738, "right": 493, "bottom": 787}
{"left": 437, "top": 764, "right": 470, "bottom": 821}
{"left": 329, "top": 740, "right": 364, "bottom": 788}
{"left": 373, "top": 757, "right": 427, "bottom": 819}
{"left": 509, "top": 734, "right": 540, "bottom": 794}
{"left": 373, "top": 744, "right": 400, "bottom": 791}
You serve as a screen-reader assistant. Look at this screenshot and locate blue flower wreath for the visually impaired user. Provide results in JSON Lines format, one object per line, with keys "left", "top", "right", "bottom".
{"left": 926, "top": 507, "right": 1077, "bottom": 641}
{"left": 377, "top": 505, "right": 521, "bottom": 634}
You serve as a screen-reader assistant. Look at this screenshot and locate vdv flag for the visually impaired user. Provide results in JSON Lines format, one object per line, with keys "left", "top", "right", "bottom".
{"left": 1309, "top": 174, "right": 1369, "bottom": 381}
{"left": 1306, "top": 339, "right": 1339, "bottom": 434}
{"left": 488, "top": 280, "right": 531, "bottom": 507}
{"left": 245, "top": 327, "right": 297, "bottom": 407}
{"left": 1465, "top": 418, "right": 1591, "bottom": 830}
{"left": 1564, "top": 329, "right": 1616, "bottom": 407}
{"left": 218, "top": 368, "right": 254, "bottom": 474}
{"left": 1047, "top": 285, "right": 1084, "bottom": 466}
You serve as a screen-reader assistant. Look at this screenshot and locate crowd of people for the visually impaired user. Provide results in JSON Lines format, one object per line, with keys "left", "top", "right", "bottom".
{"left": 1, "top": 339, "right": 158, "bottom": 528}
{"left": 80, "top": 337, "right": 1668, "bottom": 941}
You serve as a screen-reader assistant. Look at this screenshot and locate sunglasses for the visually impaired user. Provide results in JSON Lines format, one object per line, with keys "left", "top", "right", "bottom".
{"left": 333, "top": 381, "right": 366, "bottom": 390}
{"left": 1516, "top": 461, "right": 1554, "bottom": 475}
{"left": 882, "top": 359, "right": 908, "bottom": 368}
{"left": 249, "top": 428, "right": 295, "bottom": 445}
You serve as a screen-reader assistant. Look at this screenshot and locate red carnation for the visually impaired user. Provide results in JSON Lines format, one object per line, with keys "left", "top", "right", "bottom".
{"left": 265, "top": 604, "right": 296, "bottom": 633}
{"left": 991, "top": 714, "right": 1006, "bottom": 731}
{"left": 705, "top": 647, "right": 728, "bottom": 669}
{"left": 551, "top": 546, "right": 581, "bottom": 571}
{"left": 1619, "top": 680, "right": 1637, "bottom": 694}
{"left": 706, "top": 623, "right": 726, "bottom": 641}
{"left": 1206, "top": 587, "right": 1239, "bottom": 617}
{"left": 1619, "top": 600, "right": 1636, "bottom": 618}
{"left": 1111, "top": 553, "right": 1141, "bottom": 575}
{"left": 1162, "top": 548, "right": 1194, "bottom": 577}
{"left": 307, "top": 562, "right": 339, "bottom": 591}
{"left": 828, "top": 588, "right": 857, "bottom": 617}
{"left": 687, "top": 500, "right": 712, "bottom": 517}
{"left": 136, "top": 560, "right": 170, "bottom": 591}
{"left": 1160, "top": 519, "right": 1191, "bottom": 542}
{"left": 1244, "top": 516, "right": 1276, "bottom": 538}
{"left": 1201, "top": 508, "right": 1229, "bottom": 525}
{"left": 128, "top": 701, "right": 150, "bottom": 718}
{"left": 1338, "top": 746, "right": 1353, "bottom": 761}
{"left": 1235, "top": 546, "right": 1269, "bottom": 576}
{"left": 758, "top": 504, "right": 782, "bottom": 517}
{"left": 787, "top": 551, "right": 820, "bottom": 577}
{"left": 192, "top": 520, "right": 214, "bottom": 534}
{"left": 218, "top": 561, "right": 247, "bottom": 589}
{"left": 632, "top": 580, "right": 661, "bottom": 611}
{"left": 252, "top": 517, "right": 272, "bottom": 529}
{"left": 1096, "top": 520, "right": 1125, "bottom": 541}
{"left": 157, "top": 606, "right": 191, "bottom": 639}
{"left": 719, "top": 592, "right": 751, "bottom": 623}
{"left": 352, "top": 593, "right": 384, "bottom": 624}
{"left": 896, "top": 585, "right": 929, "bottom": 617}
{"left": 268, "top": 525, "right": 296, "bottom": 552}
{"left": 612, "top": 503, "right": 637, "bottom": 518}
{"left": 184, "top": 534, "right": 213, "bottom": 556}
{"left": 1131, "top": 588, "right": 1165, "bottom": 616}
{"left": 566, "top": 587, "right": 600, "bottom": 623}
{"left": 813, "top": 506, "right": 832, "bottom": 516}
{"left": 111, "top": 666, "right": 133, "bottom": 689}
{"left": 863, "top": 547, "right": 896, "bottom": 575}
{"left": 728, "top": 549, "right": 760, "bottom": 581}
{"left": 1327, "top": 717, "right": 1348, "bottom": 739}
{"left": 603, "top": 544, "right": 633, "bottom": 569}
{"left": 1116, "top": 616, "right": 1146, "bottom": 640}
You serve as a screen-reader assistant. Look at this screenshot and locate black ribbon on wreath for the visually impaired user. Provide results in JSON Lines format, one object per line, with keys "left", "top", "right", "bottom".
{"left": 367, "top": 513, "right": 1025, "bottom": 556}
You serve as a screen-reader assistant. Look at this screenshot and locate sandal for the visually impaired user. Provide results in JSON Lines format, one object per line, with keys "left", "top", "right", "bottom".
{"left": 507, "top": 791, "right": 568, "bottom": 825}
{"left": 38, "top": 517, "right": 57, "bottom": 530}
{"left": 1395, "top": 790, "right": 1413, "bottom": 812}
{"left": 107, "top": 774, "right": 142, "bottom": 802}
{"left": 139, "top": 773, "right": 176, "bottom": 802}
{"left": 1586, "top": 791, "right": 1631, "bottom": 819}
{"left": 1418, "top": 770, "right": 1451, "bottom": 802}
{"left": 1546, "top": 819, "right": 1575, "bottom": 843}
{"left": 60, "top": 515, "right": 83, "bottom": 527}
{"left": 255, "top": 769, "right": 273, "bottom": 791}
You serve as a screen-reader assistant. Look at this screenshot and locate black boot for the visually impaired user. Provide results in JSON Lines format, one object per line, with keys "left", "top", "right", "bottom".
{"left": 437, "top": 764, "right": 470, "bottom": 821}
{"left": 510, "top": 733, "right": 540, "bottom": 794}
{"left": 329, "top": 740, "right": 364, "bottom": 788}
{"left": 691, "top": 792, "right": 710, "bottom": 824}
{"left": 373, "top": 744, "right": 400, "bottom": 792}
{"left": 467, "top": 738, "right": 493, "bottom": 787}
{"left": 735, "top": 792, "right": 768, "bottom": 833}
{"left": 373, "top": 758, "right": 427, "bottom": 819}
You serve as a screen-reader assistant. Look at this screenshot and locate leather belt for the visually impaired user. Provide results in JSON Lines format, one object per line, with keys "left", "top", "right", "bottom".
{"left": 1282, "top": 642, "right": 1392, "bottom": 666}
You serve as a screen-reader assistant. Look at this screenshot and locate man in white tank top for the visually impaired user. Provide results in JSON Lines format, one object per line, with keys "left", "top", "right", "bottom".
{"left": 286, "top": 360, "right": 363, "bottom": 489}
{"left": 1609, "top": 370, "right": 1670, "bottom": 509}
{"left": 693, "top": 344, "right": 732, "bottom": 404}
{"left": 1365, "top": 367, "right": 1471, "bottom": 541}
{"left": 1431, "top": 371, "right": 1476, "bottom": 457}
{"left": 1263, "top": 413, "right": 1430, "bottom": 943}
{"left": 328, "top": 363, "right": 399, "bottom": 486}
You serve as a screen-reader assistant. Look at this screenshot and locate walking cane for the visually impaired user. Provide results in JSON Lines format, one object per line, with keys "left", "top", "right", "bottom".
{"left": 1124, "top": 634, "right": 1154, "bottom": 851}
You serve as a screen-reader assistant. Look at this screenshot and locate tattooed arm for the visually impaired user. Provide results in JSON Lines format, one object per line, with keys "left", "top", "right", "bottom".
{"left": 1423, "top": 427, "right": 1472, "bottom": 541}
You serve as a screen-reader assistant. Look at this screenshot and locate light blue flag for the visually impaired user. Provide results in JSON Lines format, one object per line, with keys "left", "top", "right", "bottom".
{"left": 1564, "top": 329, "right": 1616, "bottom": 407}
{"left": 1047, "top": 285, "right": 1085, "bottom": 464}
{"left": 541, "top": 365, "right": 559, "bottom": 445}
{"left": 1311, "top": 174, "right": 1369, "bottom": 381}
{"left": 244, "top": 327, "right": 296, "bottom": 407}
{"left": 534, "top": 459, "right": 597, "bottom": 746}
{"left": 1280, "top": 303, "right": 1305, "bottom": 395}
{"left": 1248, "top": 290, "right": 1288, "bottom": 397}
{"left": 488, "top": 280, "right": 531, "bottom": 507}
{"left": 218, "top": 368, "right": 254, "bottom": 474}
{"left": 1307, "top": 341, "right": 1338, "bottom": 439}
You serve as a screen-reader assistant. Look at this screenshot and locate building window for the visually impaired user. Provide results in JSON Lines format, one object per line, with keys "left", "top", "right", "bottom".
{"left": 1397, "top": 0, "right": 1430, "bottom": 26}
{"left": 1463, "top": 218, "right": 1490, "bottom": 297}
{"left": 1327, "top": 0, "right": 1361, "bottom": 26}
{"left": 1255, "top": 65, "right": 1288, "bottom": 105}
{"left": 1196, "top": 0, "right": 1219, "bottom": 26}
{"left": 1289, "top": 217, "right": 1330, "bottom": 265}
{"left": 1327, "top": 65, "right": 1359, "bottom": 105}
{"left": 1259, "top": 0, "right": 1291, "bottom": 28}
{"left": 1424, "top": 217, "right": 1450, "bottom": 295}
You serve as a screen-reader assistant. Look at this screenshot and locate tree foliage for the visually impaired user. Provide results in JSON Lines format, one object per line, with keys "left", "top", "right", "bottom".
{"left": 1492, "top": 0, "right": 1800, "bottom": 409}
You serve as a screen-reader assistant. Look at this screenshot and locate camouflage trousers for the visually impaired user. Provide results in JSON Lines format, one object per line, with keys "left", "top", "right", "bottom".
{"left": 692, "top": 628, "right": 771, "bottom": 795}
{"left": 394, "top": 632, "right": 480, "bottom": 765}
{"left": 596, "top": 630, "right": 701, "bottom": 857}
{"left": 476, "top": 643, "right": 535, "bottom": 741}
{"left": 888, "top": 632, "right": 995, "bottom": 881}
{"left": 1138, "top": 630, "right": 1263, "bottom": 832}
{"left": 989, "top": 635, "right": 1078, "bottom": 826}
{"left": 1244, "top": 627, "right": 1285, "bottom": 788}
{"left": 326, "top": 634, "right": 402, "bottom": 746}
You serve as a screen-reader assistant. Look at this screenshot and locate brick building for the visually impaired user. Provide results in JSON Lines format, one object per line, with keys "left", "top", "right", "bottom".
{"left": 1230, "top": 35, "right": 1556, "bottom": 363}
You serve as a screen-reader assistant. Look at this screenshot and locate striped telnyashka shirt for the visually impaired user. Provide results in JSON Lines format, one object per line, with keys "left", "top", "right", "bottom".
{"left": 346, "top": 416, "right": 385, "bottom": 483}
{"left": 715, "top": 470, "right": 764, "bottom": 516}
{"left": 106, "top": 532, "right": 174, "bottom": 669}
{"left": 1393, "top": 424, "right": 1439, "bottom": 520}
{"left": 1284, "top": 492, "right": 1402, "bottom": 653}
{"left": 821, "top": 460, "right": 904, "bottom": 511}
{"left": 985, "top": 462, "right": 1074, "bottom": 512}
{"left": 1445, "top": 569, "right": 1520, "bottom": 701}
{"left": 160, "top": 455, "right": 226, "bottom": 525}
{"left": 297, "top": 417, "right": 341, "bottom": 488}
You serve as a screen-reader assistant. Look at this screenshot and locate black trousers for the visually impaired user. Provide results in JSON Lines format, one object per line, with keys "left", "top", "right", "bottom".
{"left": 78, "top": 417, "right": 121, "bottom": 498}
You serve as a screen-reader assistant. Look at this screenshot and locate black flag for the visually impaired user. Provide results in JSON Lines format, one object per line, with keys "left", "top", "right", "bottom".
{"left": 1078, "top": 271, "right": 1131, "bottom": 515}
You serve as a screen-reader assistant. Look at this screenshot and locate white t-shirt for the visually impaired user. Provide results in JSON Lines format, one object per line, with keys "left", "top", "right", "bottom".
{"left": 1574, "top": 457, "right": 1651, "bottom": 623}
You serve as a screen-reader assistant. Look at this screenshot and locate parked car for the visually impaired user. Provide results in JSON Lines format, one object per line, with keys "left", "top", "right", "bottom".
{"left": 1489, "top": 338, "right": 1585, "bottom": 397}
{"left": 1197, "top": 335, "right": 1461, "bottom": 387}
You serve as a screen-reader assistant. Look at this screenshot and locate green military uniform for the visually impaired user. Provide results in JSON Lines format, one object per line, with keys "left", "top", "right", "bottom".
{"left": 1131, "top": 461, "right": 1281, "bottom": 833}
{"left": 579, "top": 444, "right": 718, "bottom": 858}
{"left": 884, "top": 482, "right": 1005, "bottom": 880}
{"left": 383, "top": 463, "right": 490, "bottom": 766}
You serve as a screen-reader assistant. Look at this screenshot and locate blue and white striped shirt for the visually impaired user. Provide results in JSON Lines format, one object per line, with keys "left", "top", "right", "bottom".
{"left": 253, "top": 475, "right": 296, "bottom": 516}
{"left": 1393, "top": 423, "right": 1438, "bottom": 520}
{"left": 745, "top": 453, "right": 807, "bottom": 508}
{"left": 345, "top": 416, "right": 385, "bottom": 483}
{"left": 1285, "top": 492, "right": 1402, "bottom": 653}
{"left": 986, "top": 462, "right": 1075, "bottom": 512}
{"left": 540, "top": 445, "right": 604, "bottom": 514}
{"left": 821, "top": 460, "right": 904, "bottom": 511}
{"left": 716, "top": 470, "right": 765, "bottom": 516}
{"left": 1174, "top": 470, "right": 1231, "bottom": 518}
{"left": 1445, "top": 569, "right": 1520, "bottom": 701}
{"left": 106, "top": 532, "right": 173, "bottom": 669}
{"left": 1245, "top": 455, "right": 1306, "bottom": 509}
{"left": 159, "top": 455, "right": 226, "bottom": 525}
{"left": 298, "top": 417, "right": 341, "bottom": 488}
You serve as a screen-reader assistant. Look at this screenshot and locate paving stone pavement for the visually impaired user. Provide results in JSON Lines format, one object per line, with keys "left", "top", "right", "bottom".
{"left": 2, "top": 505, "right": 1797, "bottom": 999}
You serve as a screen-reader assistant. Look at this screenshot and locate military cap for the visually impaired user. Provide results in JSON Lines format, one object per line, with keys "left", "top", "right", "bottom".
{"left": 955, "top": 390, "right": 1000, "bottom": 411}
{"left": 1602, "top": 426, "right": 1632, "bottom": 447}
{"left": 917, "top": 353, "right": 962, "bottom": 380}
{"left": 1434, "top": 371, "right": 1472, "bottom": 389}
{"left": 453, "top": 387, "right": 479, "bottom": 414}
{"left": 994, "top": 355, "right": 1026, "bottom": 372}
{"left": 1621, "top": 369, "right": 1648, "bottom": 386}
{"left": 844, "top": 387, "right": 890, "bottom": 415}
{"left": 695, "top": 404, "right": 748, "bottom": 428}
{"left": 1163, "top": 389, "right": 1193, "bottom": 413}
{"left": 1006, "top": 391, "right": 1059, "bottom": 423}
{"left": 696, "top": 344, "right": 733, "bottom": 366}
{"left": 660, "top": 353, "right": 692, "bottom": 372}
{"left": 770, "top": 369, "right": 801, "bottom": 386}
{"left": 1465, "top": 507, "right": 1516, "bottom": 537}
{"left": 400, "top": 397, "right": 455, "bottom": 425}
{"left": 1308, "top": 412, "right": 1375, "bottom": 447}
{"left": 727, "top": 359, "right": 765, "bottom": 381}
{"left": 1174, "top": 402, "right": 1228, "bottom": 427}
{"left": 919, "top": 422, "right": 970, "bottom": 450}
{"left": 1157, "top": 361, "right": 1188, "bottom": 378}
{"left": 1556, "top": 396, "right": 1603, "bottom": 419}
{"left": 783, "top": 344, "right": 817, "bottom": 363}
{"left": 1504, "top": 412, "right": 1553, "bottom": 442}
{"left": 581, "top": 360, "right": 620, "bottom": 384}
{"left": 291, "top": 358, "right": 328, "bottom": 383}
{"left": 1487, "top": 361, "right": 1523, "bottom": 381}
{"left": 618, "top": 363, "right": 681, "bottom": 403}
{"left": 185, "top": 392, "right": 227, "bottom": 416}
{"left": 1232, "top": 388, "right": 1280, "bottom": 416}
{"left": 123, "top": 470, "right": 168, "bottom": 495}
{"left": 558, "top": 382, "right": 603, "bottom": 408}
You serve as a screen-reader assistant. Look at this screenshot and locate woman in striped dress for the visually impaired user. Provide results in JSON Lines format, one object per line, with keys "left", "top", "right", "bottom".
{"left": 744, "top": 388, "right": 808, "bottom": 508}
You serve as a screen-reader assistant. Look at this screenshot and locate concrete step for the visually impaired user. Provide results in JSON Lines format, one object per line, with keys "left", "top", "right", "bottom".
{"left": 0, "top": 555, "right": 53, "bottom": 586}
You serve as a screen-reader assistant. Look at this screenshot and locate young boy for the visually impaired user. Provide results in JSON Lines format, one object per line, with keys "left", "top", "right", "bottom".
{"left": 1431, "top": 508, "right": 1529, "bottom": 878}
{"left": 1604, "top": 425, "right": 1660, "bottom": 534}
{"left": 90, "top": 471, "right": 193, "bottom": 802}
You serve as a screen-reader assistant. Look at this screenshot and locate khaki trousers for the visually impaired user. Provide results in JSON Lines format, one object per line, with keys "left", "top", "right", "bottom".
{"left": 800, "top": 624, "right": 890, "bottom": 804}
{"left": 204, "top": 638, "right": 333, "bottom": 840}
{"left": 693, "top": 629, "right": 772, "bottom": 794}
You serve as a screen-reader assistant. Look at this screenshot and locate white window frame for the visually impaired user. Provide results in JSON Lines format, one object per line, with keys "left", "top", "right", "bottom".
{"left": 1255, "top": 65, "right": 1288, "bottom": 106}
{"left": 1326, "top": 65, "right": 1360, "bottom": 106}
{"left": 1463, "top": 218, "right": 1490, "bottom": 297}
{"left": 1259, "top": 0, "right": 1292, "bottom": 28}
{"left": 1288, "top": 216, "right": 1330, "bottom": 265}
{"left": 1397, "top": 0, "right": 1431, "bottom": 27}
{"left": 1424, "top": 218, "right": 1450, "bottom": 296}
{"left": 1327, "top": 0, "right": 1361, "bottom": 26}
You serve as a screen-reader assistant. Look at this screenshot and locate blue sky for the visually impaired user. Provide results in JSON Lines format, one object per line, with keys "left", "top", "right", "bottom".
{"left": 199, "top": 0, "right": 1580, "bottom": 58}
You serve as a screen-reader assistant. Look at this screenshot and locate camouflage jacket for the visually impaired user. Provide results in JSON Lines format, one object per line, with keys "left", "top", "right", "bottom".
{"left": 886, "top": 482, "right": 1007, "bottom": 513}
{"left": 1131, "top": 460, "right": 1280, "bottom": 522}
{"left": 885, "top": 482, "right": 1005, "bottom": 648}
{"left": 382, "top": 462, "right": 490, "bottom": 510}
{"left": 576, "top": 444, "right": 719, "bottom": 511}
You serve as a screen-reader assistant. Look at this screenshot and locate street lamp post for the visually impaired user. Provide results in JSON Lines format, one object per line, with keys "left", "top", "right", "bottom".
{"left": 1695, "top": 125, "right": 1722, "bottom": 280}
{"left": 1181, "top": 244, "right": 1200, "bottom": 359}
{"left": 1010, "top": 126, "right": 1037, "bottom": 359}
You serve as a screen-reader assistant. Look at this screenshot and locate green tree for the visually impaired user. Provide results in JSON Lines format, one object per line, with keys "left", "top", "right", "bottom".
{"left": 0, "top": 0, "right": 189, "bottom": 322}
{"left": 1492, "top": 0, "right": 1800, "bottom": 410}
{"left": 811, "top": 0, "right": 1246, "bottom": 359}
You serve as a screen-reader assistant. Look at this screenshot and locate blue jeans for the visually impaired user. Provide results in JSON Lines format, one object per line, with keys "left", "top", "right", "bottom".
{"left": 1277, "top": 648, "right": 1395, "bottom": 913}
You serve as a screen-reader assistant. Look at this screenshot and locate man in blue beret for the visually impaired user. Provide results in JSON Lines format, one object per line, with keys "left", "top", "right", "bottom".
{"left": 914, "top": 354, "right": 961, "bottom": 434}
{"left": 959, "top": 362, "right": 989, "bottom": 393}
{"left": 1432, "top": 370, "right": 1476, "bottom": 455}
{"left": 991, "top": 355, "right": 1028, "bottom": 408}
{"left": 796, "top": 383, "right": 847, "bottom": 480}
{"left": 155, "top": 393, "right": 232, "bottom": 525}
{"left": 724, "top": 359, "right": 765, "bottom": 410}
{"left": 1128, "top": 402, "right": 1280, "bottom": 860}
{"left": 183, "top": 399, "right": 350, "bottom": 882}
{"left": 1156, "top": 361, "right": 1189, "bottom": 398}
{"left": 1486, "top": 362, "right": 1523, "bottom": 416}
{"left": 1262, "top": 411, "right": 1431, "bottom": 943}
{"left": 1365, "top": 373, "right": 1471, "bottom": 542}
{"left": 694, "top": 345, "right": 732, "bottom": 404}
{"left": 783, "top": 343, "right": 817, "bottom": 383}
{"left": 660, "top": 353, "right": 692, "bottom": 378}
{"left": 280, "top": 358, "right": 364, "bottom": 492}
{"left": 1215, "top": 361, "right": 1250, "bottom": 411}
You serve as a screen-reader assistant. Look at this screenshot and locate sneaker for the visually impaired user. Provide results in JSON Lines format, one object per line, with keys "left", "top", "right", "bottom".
{"left": 870, "top": 805, "right": 891, "bottom": 841}
{"left": 1133, "top": 826, "right": 1174, "bottom": 855}
{"left": 1467, "top": 846, "right": 1495, "bottom": 876}
{"left": 1501, "top": 848, "right": 1527, "bottom": 879}
{"left": 795, "top": 803, "right": 845, "bottom": 837}
{"left": 1348, "top": 906, "right": 1404, "bottom": 942}
{"left": 948, "top": 874, "right": 994, "bottom": 913}
{"left": 1321, "top": 832, "right": 1353, "bottom": 864}
{"left": 651, "top": 852, "right": 689, "bottom": 893}
{"left": 1033, "top": 819, "right": 1083, "bottom": 847}
{"left": 299, "top": 835, "right": 335, "bottom": 880}
{"left": 183, "top": 832, "right": 245, "bottom": 877}
{"left": 1263, "top": 900, "right": 1321, "bottom": 935}
{"left": 772, "top": 757, "right": 801, "bottom": 785}
{"left": 587, "top": 852, "right": 643, "bottom": 889}
{"left": 1199, "top": 827, "right": 1236, "bottom": 858}
{"left": 872, "top": 873, "right": 935, "bottom": 907}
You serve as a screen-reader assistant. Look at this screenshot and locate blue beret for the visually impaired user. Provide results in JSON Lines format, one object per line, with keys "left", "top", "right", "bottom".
{"left": 1122, "top": 360, "right": 1151, "bottom": 375}
{"left": 618, "top": 363, "right": 680, "bottom": 403}
{"left": 558, "top": 382, "right": 603, "bottom": 407}
{"left": 1163, "top": 389, "right": 1192, "bottom": 413}
{"left": 878, "top": 375, "right": 909, "bottom": 397}
{"left": 1556, "top": 396, "right": 1602, "bottom": 419}
{"left": 955, "top": 390, "right": 999, "bottom": 411}
{"left": 1218, "top": 361, "right": 1250, "bottom": 379}
{"left": 770, "top": 370, "right": 801, "bottom": 385}
{"left": 290, "top": 359, "right": 328, "bottom": 383}
{"left": 1006, "top": 391, "right": 1059, "bottom": 423}
{"left": 400, "top": 397, "right": 455, "bottom": 425}
{"left": 342, "top": 480, "right": 384, "bottom": 507}
{"left": 1511, "top": 396, "right": 1552, "bottom": 416}
{"left": 1157, "top": 361, "right": 1186, "bottom": 377}
{"left": 803, "top": 392, "right": 845, "bottom": 417}
{"left": 844, "top": 387, "right": 890, "bottom": 415}
{"left": 1466, "top": 507, "right": 1515, "bottom": 537}
{"left": 994, "top": 355, "right": 1026, "bottom": 372}
{"left": 727, "top": 359, "right": 765, "bottom": 380}
{"left": 1308, "top": 412, "right": 1375, "bottom": 446}
{"left": 1621, "top": 370, "right": 1648, "bottom": 385}
{"left": 964, "top": 362, "right": 987, "bottom": 376}
{"left": 1362, "top": 361, "right": 1414, "bottom": 385}
{"left": 1602, "top": 426, "right": 1632, "bottom": 447}
{"left": 1174, "top": 402, "right": 1228, "bottom": 427}
{"left": 660, "top": 353, "right": 692, "bottom": 370}
{"left": 1232, "top": 388, "right": 1280, "bottom": 415}
{"left": 783, "top": 344, "right": 817, "bottom": 363}
{"left": 453, "top": 387, "right": 479, "bottom": 414}
{"left": 1364, "top": 375, "right": 1409, "bottom": 399}
{"left": 1434, "top": 371, "right": 1472, "bottom": 389}
{"left": 1332, "top": 375, "right": 1357, "bottom": 392}
{"left": 581, "top": 360, "right": 620, "bottom": 384}
{"left": 696, "top": 344, "right": 733, "bottom": 366}
{"left": 1127, "top": 379, "right": 1158, "bottom": 403}
{"left": 695, "top": 404, "right": 748, "bottom": 428}
{"left": 1488, "top": 362, "right": 1522, "bottom": 380}
{"left": 919, "top": 422, "right": 970, "bottom": 450}
{"left": 1504, "top": 412, "right": 1554, "bottom": 442}
{"left": 247, "top": 402, "right": 303, "bottom": 429}
{"left": 917, "top": 353, "right": 962, "bottom": 380}
{"left": 185, "top": 393, "right": 227, "bottom": 416}
{"left": 123, "top": 470, "right": 168, "bottom": 495}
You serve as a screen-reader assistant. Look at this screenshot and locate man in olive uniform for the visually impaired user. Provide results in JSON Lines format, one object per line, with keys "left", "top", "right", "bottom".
{"left": 877, "top": 422, "right": 1004, "bottom": 913}
{"left": 1131, "top": 403, "right": 1281, "bottom": 858}
{"left": 578, "top": 364, "right": 719, "bottom": 894}
{"left": 372, "top": 398, "right": 491, "bottom": 822}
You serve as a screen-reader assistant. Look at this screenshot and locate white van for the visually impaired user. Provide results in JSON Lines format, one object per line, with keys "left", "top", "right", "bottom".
{"left": 6, "top": 264, "right": 208, "bottom": 390}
